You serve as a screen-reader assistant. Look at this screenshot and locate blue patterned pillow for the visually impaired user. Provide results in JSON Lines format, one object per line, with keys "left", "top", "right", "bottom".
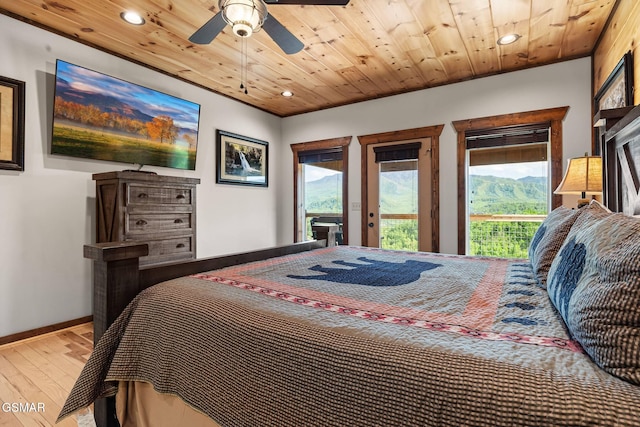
{"left": 547, "top": 209, "right": 640, "bottom": 385}
{"left": 547, "top": 236, "right": 586, "bottom": 319}
{"left": 528, "top": 206, "right": 583, "bottom": 288}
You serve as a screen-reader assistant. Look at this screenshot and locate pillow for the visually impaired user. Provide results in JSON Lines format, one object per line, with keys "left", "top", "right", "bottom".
{"left": 547, "top": 210, "right": 640, "bottom": 385}
{"left": 528, "top": 206, "right": 582, "bottom": 288}
{"left": 546, "top": 201, "right": 613, "bottom": 318}
{"left": 585, "top": 198, "right": 612, "bottom": 214}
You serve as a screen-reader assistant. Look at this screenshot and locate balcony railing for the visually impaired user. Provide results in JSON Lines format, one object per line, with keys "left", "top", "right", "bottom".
{"left": 380, "top": 214, "right": 418, "bottom": 251}
{"left": 305, "top": 212, "right": 545, "bottom": 258}
{"left": 469, "top": 214, "right": 545, "bottom": 258}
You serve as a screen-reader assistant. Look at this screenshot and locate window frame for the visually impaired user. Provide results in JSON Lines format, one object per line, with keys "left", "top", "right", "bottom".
{"left": 291, "top": 136, "right": 352, "bottom": 244}
{"left": 452, "top": 107, "right": 569, "bottom": 255}
{"left": 357, "top": 125, "right": 443, "bottom": 252}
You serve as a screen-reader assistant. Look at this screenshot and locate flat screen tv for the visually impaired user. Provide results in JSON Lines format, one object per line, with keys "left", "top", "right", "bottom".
{"left": 51, "top": 59, "right": 200, "bottom": 170}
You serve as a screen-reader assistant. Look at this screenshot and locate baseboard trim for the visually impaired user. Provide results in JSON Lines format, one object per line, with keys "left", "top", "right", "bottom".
{"left": 0, "top": 316, "right": 93, "bottom": 346}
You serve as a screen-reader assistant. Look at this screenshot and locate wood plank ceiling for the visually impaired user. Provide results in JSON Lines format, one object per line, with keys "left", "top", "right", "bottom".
{"left": 0, "top": 0, "right": 616, "bottom": 117}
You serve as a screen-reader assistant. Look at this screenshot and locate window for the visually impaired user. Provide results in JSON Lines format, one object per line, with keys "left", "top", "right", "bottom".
{"left": 453, "top": 107, "right": 569, "bottom": 255}
{"left": 468, "top": 138, "right": 549, "bottom": 257}
{"left": 291, "top": 137, "right": 351, "bottom": 244}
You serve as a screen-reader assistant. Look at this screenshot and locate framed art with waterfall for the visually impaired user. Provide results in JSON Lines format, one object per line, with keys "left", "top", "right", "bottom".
{"left": 216, "top": 129, "right": 268, "bottom": 187}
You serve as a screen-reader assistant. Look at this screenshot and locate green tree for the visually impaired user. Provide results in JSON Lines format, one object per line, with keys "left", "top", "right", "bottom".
{"left": 381, "top": 220, "right": 418, "bottom": 251}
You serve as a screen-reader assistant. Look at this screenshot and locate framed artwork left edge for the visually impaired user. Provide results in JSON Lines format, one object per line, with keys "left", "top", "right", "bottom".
{"left": 0, "top": 75, "right": 25, "bottom": 171}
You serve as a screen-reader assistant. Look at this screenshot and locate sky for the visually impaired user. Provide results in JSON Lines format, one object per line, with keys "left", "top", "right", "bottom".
{"left": 470, "top": 161, "right": 548, "bottom": 179}
{"left": 306, "top": 161, "right": 548, "bottom": 183}
{"left": 55, "top": 60, "right": 200, "bottom": 131}
{"left": 305, "top": 164, "right": 340, "bottom": 182}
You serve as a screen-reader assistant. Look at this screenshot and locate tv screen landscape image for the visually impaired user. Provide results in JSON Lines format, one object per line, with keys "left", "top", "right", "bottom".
{"left": 52, "top": 59, "right": 200, "bottom": 170}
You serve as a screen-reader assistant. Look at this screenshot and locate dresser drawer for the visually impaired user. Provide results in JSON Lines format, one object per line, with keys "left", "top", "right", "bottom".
{"left": 149, "top": 236, "right": 193, "bottom": 255}
{"left": 127, "top": 184, "right": 193, "bottom": 206}
{"left": 140, "top": 236, "right": 194, "bottom": 266}
{"left": 94, "top": 171, "right": 199, "bottom": 267}
{"left": 126, "top": 213, "right": 193, "bottom": 235}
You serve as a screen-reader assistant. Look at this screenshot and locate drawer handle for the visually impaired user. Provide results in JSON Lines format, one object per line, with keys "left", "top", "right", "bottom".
{"left": 176, "top": 194, "right": 186, "bottom": 200}
{"left": 136, "top": 219, "right": 148, "bottom": 226}
{"left": 138, "top": 193, "right": 149, "bottom": 199}
{"left": 174, "top": 219, "right": 184, "bottom": 224}
{"left": 176, "top": 243, "right": 185, "bottom": 248}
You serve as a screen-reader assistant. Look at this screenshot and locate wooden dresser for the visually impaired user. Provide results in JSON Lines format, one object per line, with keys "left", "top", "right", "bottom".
{"left": 93, "top": 171, "right": 200, "bottom": 266}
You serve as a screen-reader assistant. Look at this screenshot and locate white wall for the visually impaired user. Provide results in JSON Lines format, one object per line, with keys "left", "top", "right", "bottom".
{"left": 279, "top": 58, "right": 593, "bottom": 254}
{"left": 0, "top": 14, "right": 281, "bottom": 337}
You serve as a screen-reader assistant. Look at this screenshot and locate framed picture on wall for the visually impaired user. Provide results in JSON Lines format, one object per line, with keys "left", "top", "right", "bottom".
{"left": 594, "top": 51, "right": 634, "bottom": 113}
{"left": 216, "top": 129, "right": 268, "bottom": 187}
{"left": 0, "top": 76, "right": 25, "bottom": 171}
{"left": 593, "top": 51, "right": 634, "bottom": 155}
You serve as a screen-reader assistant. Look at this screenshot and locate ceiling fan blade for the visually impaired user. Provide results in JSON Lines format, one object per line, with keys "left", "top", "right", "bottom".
{"left": 262, "top": 13, "right": 304, "bottom": 55}
{"left": 264, "top": 0, "right": 350, "bottom": 4}
{"left": 189, "top": 12, "right": 226, "bottom": 44}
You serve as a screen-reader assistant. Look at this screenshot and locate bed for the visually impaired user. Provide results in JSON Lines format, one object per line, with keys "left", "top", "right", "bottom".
{"left": 58, "top": 106, "right": 640, "bottom": 427}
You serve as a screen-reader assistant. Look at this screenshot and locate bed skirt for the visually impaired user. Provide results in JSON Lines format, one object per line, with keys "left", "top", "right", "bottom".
{"left": 116, "top": 381, "right": 222, "bottom": 427}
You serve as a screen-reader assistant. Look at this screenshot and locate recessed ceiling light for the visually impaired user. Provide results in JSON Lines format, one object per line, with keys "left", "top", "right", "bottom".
{"left": 281, "top": 90, "right": 293, "bottom": 97}
{"left": 120, "top": 11, "right": 145, "bottom": 25}
{"left": 497, "top": 33, "right": 521, "bottom": 45}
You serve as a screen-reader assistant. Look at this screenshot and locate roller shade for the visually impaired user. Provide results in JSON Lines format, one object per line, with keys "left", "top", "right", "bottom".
{"left": 469, "top": 142, "right": 548, "bottom": 166}
{"left": 297, "top": 147, "right": 343, "bottom": 164}
{"left": 466, "top": 122, "right": 550, "bottom": 149}
{"left": 374, "top": 142, "right": 422, "bottom": 162}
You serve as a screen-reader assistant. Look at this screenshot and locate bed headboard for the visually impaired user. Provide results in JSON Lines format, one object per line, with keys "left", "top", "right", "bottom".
{"left": 603, "top": 104, "right": 640, "bottom": 215}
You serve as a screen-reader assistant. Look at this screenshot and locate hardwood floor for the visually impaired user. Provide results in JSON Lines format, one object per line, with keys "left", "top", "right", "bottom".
{"left": 0, "top": 323, "right": 92, "bottom": 427}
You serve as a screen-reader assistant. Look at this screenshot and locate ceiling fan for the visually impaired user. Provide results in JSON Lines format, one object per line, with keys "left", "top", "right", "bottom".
{"left": 189, "top": 0, "right": 350, "bottom": 55}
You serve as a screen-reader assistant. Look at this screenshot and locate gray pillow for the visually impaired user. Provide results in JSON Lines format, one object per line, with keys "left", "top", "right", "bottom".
{"left": 547, "top": 209, "right": 640, "bottom": 385}
{"left": 528, "top": 206, "right": 582, "bottom": 288}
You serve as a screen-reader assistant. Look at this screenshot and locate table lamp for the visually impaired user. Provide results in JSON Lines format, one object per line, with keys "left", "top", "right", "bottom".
{"left": 554, "top": 154, "right": 603, "bottom": 208}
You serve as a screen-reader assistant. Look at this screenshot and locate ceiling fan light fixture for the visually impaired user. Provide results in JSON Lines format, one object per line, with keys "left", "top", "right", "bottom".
{"left": 233, "top": 21, "right": 254, "bottom": 37}
{"left": 220, "top": 0, "right": 268, "bottom": 37}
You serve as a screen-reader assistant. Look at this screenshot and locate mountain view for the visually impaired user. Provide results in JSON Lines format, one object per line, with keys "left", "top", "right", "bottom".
{"left": 305, "top": 173, "right": 343, "bottom": 213}
{"left": 305, "top": 171, "right": 547, "bottom": 257}
{"left": 305, "top": 172, "right": 548, "bottom": 215}
{"left": 54, "top": 77, "right": 197, "bottom": 140}
{"left": 469, "top": 175, "right": 547, "bottom": 215}
{"left": 379, "top": 170, "right": 419, "bottom": 213}
{"left": 55, "top": 77, "right": 155, "bottom": 123}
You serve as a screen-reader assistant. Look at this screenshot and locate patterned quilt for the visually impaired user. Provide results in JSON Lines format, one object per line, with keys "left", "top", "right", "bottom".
{"left": 59, "top": 246, "right": 640, "bottom": 426}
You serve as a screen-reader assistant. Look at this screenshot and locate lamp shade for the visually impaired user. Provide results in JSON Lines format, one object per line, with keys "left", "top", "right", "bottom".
{"left": 554, "top": 155, "right": 603, "bottom": 196}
